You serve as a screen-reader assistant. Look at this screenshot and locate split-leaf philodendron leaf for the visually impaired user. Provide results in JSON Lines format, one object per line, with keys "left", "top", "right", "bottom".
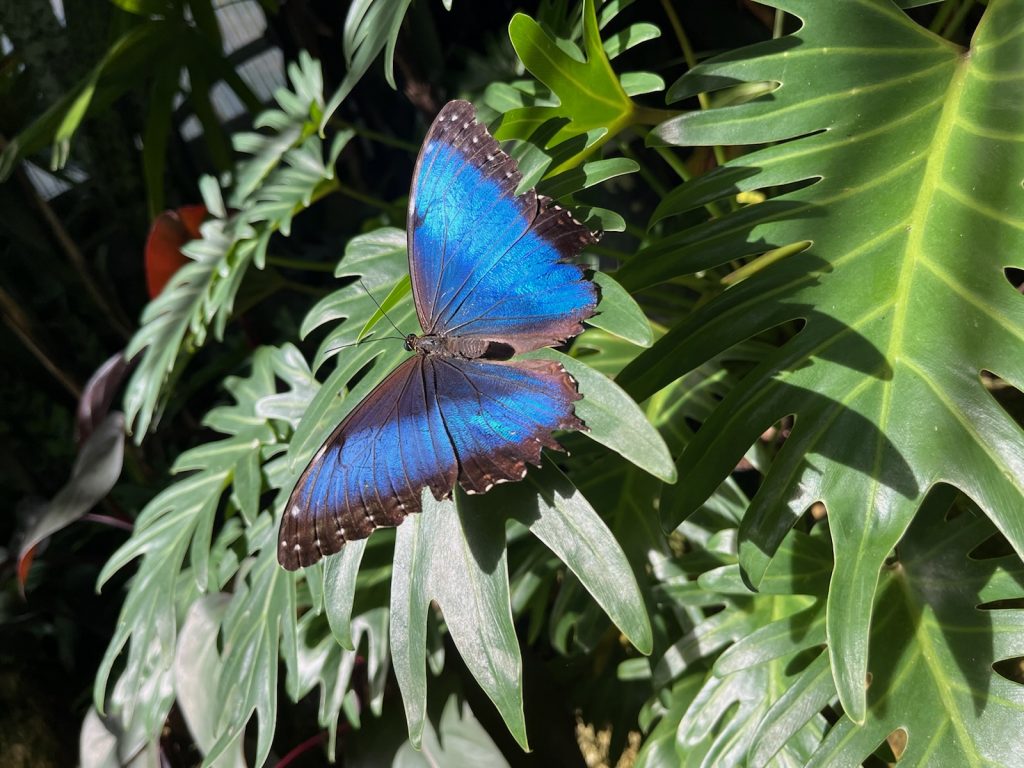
{"left": 616, "top": 0, "right": 1024, "bottom": 723}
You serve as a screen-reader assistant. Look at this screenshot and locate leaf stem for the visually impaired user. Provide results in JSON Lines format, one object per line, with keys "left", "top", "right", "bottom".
{"left": 277, "top": 732, "right": 328, "bottom": 768}
{"left": 773, "top": 9, "right": 786, "bottom": 39}
{"left": 941, "top": 0, "right": 976, "bottom": 39}
{"left": 279, "top": 279, "right": 331, "bottom": 298}
{"left": 3, "top": 135, "right": 134, "bottom": 341}
{"left": 82, "top": 512, "right": 134, "bottom": 532}
{"left": 265, "top": 255, "right": 336, "bottom": 273}
{"left": 658, "top": 0, "right": 727, "bottom": 169}
{"left": 0, "top": 283, "right": 81, "bottom": 399}
{"left": 336, "top": 182, "right": 403, "bottom": 216}
{"left": 328, "top": 117, "right": 420, "bottom": 152}
{"left": 620, "top": 143, "right": 667, "bottom": 198}
{"left": 930, "top": 0, "right": 959, "bottom": 33}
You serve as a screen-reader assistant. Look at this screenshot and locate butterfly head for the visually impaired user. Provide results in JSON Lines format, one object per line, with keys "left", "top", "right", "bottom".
{"left": 404, "top": 333, "right": 418, "bottom": 352}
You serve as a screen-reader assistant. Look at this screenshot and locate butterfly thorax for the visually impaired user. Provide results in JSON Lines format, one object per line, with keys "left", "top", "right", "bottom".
{"left": 405, "top": 333, "right": 513, "bottom": 360}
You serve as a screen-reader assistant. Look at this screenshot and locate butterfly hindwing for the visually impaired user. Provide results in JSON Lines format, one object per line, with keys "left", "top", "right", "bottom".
{"left": 279, "top": 355, "right": 583, "bottom": 569}
{"left": 431, "top": 357, "right": 584, "bottom": 494}
{"left": 408, "top": 100, "right": 599, "bottom": 352}
{"left": 279, "top": 356, "right": 457, "bottom": 570}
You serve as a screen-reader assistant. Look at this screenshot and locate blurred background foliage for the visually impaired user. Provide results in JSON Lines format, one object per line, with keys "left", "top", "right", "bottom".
{"left": 3, "top": 1, "right": 1022, "bottom": 767}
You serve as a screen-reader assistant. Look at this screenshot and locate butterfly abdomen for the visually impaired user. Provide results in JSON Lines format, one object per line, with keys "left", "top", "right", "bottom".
{"left": 408, "top": 334, "right": 514, "bottom": 360}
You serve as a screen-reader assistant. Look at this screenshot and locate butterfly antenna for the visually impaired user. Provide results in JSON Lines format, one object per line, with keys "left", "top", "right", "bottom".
{"left": 329, "top": 335, "right": 406, "bottom": 354}
{"left": 359, "top": 279, "right": 408, "bottom": 337}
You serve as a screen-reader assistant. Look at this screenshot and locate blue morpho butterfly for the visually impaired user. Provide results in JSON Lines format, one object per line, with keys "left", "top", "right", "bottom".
{"left": 278, "top": 100, "right": 599, "bottom": 571}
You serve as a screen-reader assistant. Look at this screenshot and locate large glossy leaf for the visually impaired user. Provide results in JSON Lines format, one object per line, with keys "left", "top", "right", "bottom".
{"left": 793, "top": 492, "right": 1024, "bottom": 766}
{"left": 616, "top": 0, "right": 1024, "bottom": 722}
{"left": 746, "top": 491, "right": 1024, "bottom": 767}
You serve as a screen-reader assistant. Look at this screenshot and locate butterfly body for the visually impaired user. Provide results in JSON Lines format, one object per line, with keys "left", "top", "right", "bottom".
{"left": 279, "top": 100, "right": 599, "bottom": 570}
{"left": 404, "top": 332, "right": 514, "bottom": 361}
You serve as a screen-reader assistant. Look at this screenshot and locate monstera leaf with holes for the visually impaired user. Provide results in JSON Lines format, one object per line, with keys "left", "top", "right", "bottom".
{"left": 616, "top": 0, "right": 1024, "bottom": 724}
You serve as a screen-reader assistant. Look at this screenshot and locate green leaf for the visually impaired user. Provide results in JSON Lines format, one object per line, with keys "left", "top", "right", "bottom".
{"left": 531, "top": 349, "right": 675, "bottom": 483}
{"left": 521, "top": 463, "right": 653, "bottom": 654}
{"left": 391, "top": 493, "right": 528, "bottom": 750}
{"left": 358, "top": 274, "right": 411, "bottom": 341}
{"left": 205, "top": 527, "right": 295, "bottom": 768}
{"left": 230, "top": 52, "right": 325, "bottom": 204}
{"left": 320, "top": 0, "right": 415, "bottom": 131}
{"left": 536, "top": 157, "right": 640, "bottom": 199}
{"left": 603, "top": 22, "right": 661, "bottom": 60}
{"left": 616, "top": 0, "right": 1024, "bottom": 723}
{"left": 125, "top": 106, "right": 347, "bottom": 438}
{"left": 499, "top": 0, "right": 673, "bottom": 172}
{"left": 174, "top": 596, "right": 247, "bottom": 768}
{"left": 754, "top": 492, "right": 1024, "bottom": 766}
{"left": 95, "top": 348, "right": 287, "bottom": 750}
{"left": 0, "top": 23, "right": 166, "bottom": 180}
{"left": 255, "top": 343, "right": 320, "bottom": 427}
{"left": 825, "top": 497, "right": 1024, "bottom": 765}
{"left": 291, "top": 606, "right": 390, "bottom": 759}
{"left": 633, "top": 676, "right": 704, "bottom": 768}
{"left": 393, "top": 695, "right": 511, "bottom": 768}
{"left": 300, "top": 227, "right": 410, "bottom": 370}
{"left": 587, "top": 271, "right": 652, "bottom": 347}
{"left": 322, "top": 540, "right": 368, "bottom": 649}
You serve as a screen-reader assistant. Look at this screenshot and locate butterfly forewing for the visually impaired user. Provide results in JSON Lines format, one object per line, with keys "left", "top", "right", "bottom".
{"left": 408, "top": 100, "right": 598, "bottom": 352}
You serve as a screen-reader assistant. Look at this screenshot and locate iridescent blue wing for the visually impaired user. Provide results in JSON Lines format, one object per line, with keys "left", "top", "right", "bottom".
{"left": 278, "top": 355, "right": 583, "bottom": 569}
{"left": 432, "top": 356, "right": 584, "bottom": 493}
{"left": 408, "top": 100, "right": 599, "bottom": 352}
{"left": 279, "top": 356, "right": 456, "bottom": 570}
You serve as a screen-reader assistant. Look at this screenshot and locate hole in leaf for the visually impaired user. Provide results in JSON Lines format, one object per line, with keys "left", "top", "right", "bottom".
{"left": 1004, "top": 266, "right": 1023, "bottom": 292}
{"left": 980, "top": 369, "right": 1024, "bottom": 431}
{"left": 977, "top": 597, "right": 1024, "bottom": 611}
{"left": 782, "top": 645, "right": 823, "bottom": 676}
{"left": 760, "top": 176, "right": 820, "bottom": 199}
{"left": 886, "top": 728, "right": 908, "bottom": 761}
{"left": 731, "top": 414, "right": 795, "bottom": 499}
{"left": 969, "top": 530, "right": 1015, "bottom": 560}
{"left": 346, "top": 358, "right": 379, "bottom": 392}
{"left": 994, "top": 656, "right": 1024, "bottom": 684}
